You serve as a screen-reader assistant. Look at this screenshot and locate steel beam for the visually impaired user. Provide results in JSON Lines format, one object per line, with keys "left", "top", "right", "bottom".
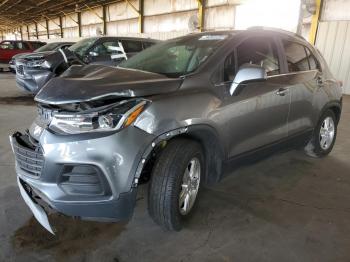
{"left": 309, "top": 0, "right": 322, "bottom": 44}
{"left": 102, "top": 5, "right": 107, "bottom": 35}
{"left": 46, "top": 19, "right": 49, "bottom": 39}
{"left": 139, "top": 0, "right": 144, "bottom": 33}
{"left": 35, "top": 22, "right": 38, "bottom": 39}
{"left": 20, "top": 26, "right": 23, "bottom": 40}
{"left": 26, "top": 25, "right": 30, "bottom": 40}
{"left": 77, "top": 12, "right": 82, "bottom": 37}
{"left": 59, "top": 16, "right": 64, "bottom": 38}
{"left": 197, "top": 0, "right": 204, "bottom": 32}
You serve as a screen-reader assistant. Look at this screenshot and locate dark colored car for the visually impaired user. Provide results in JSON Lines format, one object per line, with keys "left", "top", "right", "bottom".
{"left": 0, "top": 40, "right": 46, "bottom": 64}
{"left": 15, "top": 36, "right": 159, "bottom": 94}
{"left": 10, "top": 29, "right": 342, "bottom": 234}
{"left": 9, "top": 42, "right": 74, "bottom": 73}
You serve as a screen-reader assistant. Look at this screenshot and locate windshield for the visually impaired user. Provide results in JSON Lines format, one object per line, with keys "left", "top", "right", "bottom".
{"left": 119, "top": 34, "right": 229, "bottom": 77}
{"left": 69, "top": 37, "right": 98, "bottom": 58}
{"left": 35, "top": 42, "right": 61, "bottom": 52}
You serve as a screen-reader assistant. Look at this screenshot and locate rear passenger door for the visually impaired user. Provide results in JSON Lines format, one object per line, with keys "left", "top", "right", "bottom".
{"left": 279, "top": 39, "right": 322, "bottom": 136}
{"left": 220, "top": 36, "right": 291, "bottom": 157}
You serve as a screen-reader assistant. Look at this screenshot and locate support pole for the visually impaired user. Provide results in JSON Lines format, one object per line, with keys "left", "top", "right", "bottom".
{"left": 125, "top": 0, "right": 143, "bottom": 33}
{"left": 139, "top": 0, "right": 144, "bottom": 33}
{"left": 197, "top": 0, "right": 204, "bottom": 32}
{"left": 20, "top": 26, "right": 23, "bottom": 40}
{"left": 102, "top": 5, "right": 107, "bottom": 35}
{"left": 35, "top": 22, "right": 39, "bottom": 39}
{"left": 27, "top": 25, "right": 30, "bottom": 39}
{"left": 59, "top": 16, "right": 64, "bottom": 38}
{"left": 77, "top": 12, "right": 82, "bottom": 37}
{"left": 309, "top": 0, "right": 322, "bottom": 44}
{"left": 46, "top": 19, "right": 49, "bottom": 39}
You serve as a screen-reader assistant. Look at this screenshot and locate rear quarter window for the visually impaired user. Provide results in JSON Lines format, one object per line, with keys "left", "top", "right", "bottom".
{"left": 282, "top": 40, "right": 309, "bottom": 72}
{"left": 305, "top": 47, "right": 322, "bottom": 71}
{"left": 122, "top": 40, "right": 143, "bottom": 53}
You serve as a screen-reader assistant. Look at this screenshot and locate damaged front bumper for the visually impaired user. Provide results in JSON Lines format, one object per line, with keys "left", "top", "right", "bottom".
{"left": 10, "top": 125, "right": 155, "bottom": 232}
{"left": 15, "top": 63, "right": 54, "bottom": 94}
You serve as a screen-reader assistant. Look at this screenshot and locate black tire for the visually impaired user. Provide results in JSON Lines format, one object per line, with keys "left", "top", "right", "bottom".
{"left": 148, "top": 138, "right": 204, "bottom": 231}
{"left": 305, "top": 109, "right": 337, "bottom": 157}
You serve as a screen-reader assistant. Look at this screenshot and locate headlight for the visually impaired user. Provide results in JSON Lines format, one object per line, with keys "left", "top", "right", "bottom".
{"left": 26, "top": 58, "right": 46, "bottom": 68}
{"left": 49, "top": 100, "right": 148, "bottom": 134}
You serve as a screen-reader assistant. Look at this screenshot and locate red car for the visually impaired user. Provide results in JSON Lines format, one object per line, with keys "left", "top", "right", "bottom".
{"left": 0, "top": 40, "right": 46, "bottom": 64}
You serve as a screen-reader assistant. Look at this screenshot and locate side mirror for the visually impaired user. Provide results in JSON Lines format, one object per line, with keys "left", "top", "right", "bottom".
{"left": 89, "top": 51, "right": 98, "bottom": 57}
{"left": 230, "top": 64, "right": 267, "bottom": 95}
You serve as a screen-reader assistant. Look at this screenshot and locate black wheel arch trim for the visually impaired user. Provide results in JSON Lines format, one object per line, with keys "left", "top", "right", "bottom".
{"left": 319, "top": 99, "right": 342, "bottom": 124}
{"left": 134, "top": 124, "right": 225, "bottom": 187}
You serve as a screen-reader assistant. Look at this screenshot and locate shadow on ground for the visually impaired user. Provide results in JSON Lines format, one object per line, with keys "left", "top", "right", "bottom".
{"left": 12, "top": 213, "right": 125, "bottom": 259}
{"left": 0, "top": 96, "right": 35, "bottom": 105}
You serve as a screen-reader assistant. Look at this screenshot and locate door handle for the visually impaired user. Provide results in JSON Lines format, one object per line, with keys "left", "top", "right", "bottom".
{"left": 275, "top": 88, "right": 289, "bottom": 96}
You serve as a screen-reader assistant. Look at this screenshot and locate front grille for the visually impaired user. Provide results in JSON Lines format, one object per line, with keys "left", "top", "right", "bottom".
{"left": 11, "top": 132, "right": 44, "bottom": 178}
{"left": 16, "top": 65, "right": 24, "bottom": 76}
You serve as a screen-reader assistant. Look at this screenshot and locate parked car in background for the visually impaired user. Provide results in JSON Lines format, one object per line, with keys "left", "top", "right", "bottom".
{"left": 0, "top": 40, "right": 46, "bottom": 64}
{"left": 10, "top": 29, "right": 342, "bottom": 233}
{"left": 15, "top": 36, "right": 159, "bottom": 94}
{"left": 9, "top": 42, "right": 74, "bottom": 73}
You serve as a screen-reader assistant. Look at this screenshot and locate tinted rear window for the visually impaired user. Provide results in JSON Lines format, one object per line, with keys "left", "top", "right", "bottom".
{"left": 122, "top": 40, "right": 143, "bottom": 53}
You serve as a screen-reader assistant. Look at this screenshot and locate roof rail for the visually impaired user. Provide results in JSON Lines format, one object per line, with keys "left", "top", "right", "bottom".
{"left": 247, "top": 26, "right": 305, "bottom": 40}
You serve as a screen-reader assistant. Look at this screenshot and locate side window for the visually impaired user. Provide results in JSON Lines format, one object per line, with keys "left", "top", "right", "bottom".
{"left": 236, "top": 37, "right": 280, "bottom": 77}
{"left": 223, "top": 51, "right": 235, "bottom": 81}
{"left": 282, "top": 40, "right": 309, "bottom": 72}
{"left": 15, "top": 42, "right": 30, "bottom": 50}
{"left": 61, "top": 45, "right": 71, "bottom": 50}
{"left": 122, "top": 40, "right": 143, "bottom": 53}
{"left": 305, "top": 47, "right": 321, "bottom": 71}
{"left": 92, "top": 41, "right": 121, "bottom": 56}
{"left": 0, "top": 41, "right": 14, "bottom": 49}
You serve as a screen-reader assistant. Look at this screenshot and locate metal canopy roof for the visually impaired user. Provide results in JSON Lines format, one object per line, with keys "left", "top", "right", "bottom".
{"left": 0, "top": 0, "right": 119, "bottom": 31}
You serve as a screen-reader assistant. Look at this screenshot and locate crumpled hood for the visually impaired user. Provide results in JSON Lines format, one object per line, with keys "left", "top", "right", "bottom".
{"left": 16, "top": 51, "right": 56, "bottom": 61}
{"left": 35, "top": 64, "right": 183, "bottom": 104}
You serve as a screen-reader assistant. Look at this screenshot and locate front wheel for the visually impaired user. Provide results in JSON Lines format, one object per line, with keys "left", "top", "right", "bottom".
{"left": 148, "top": 138, "right": 204, "bottom": 231}
{"left": 305, "top": 109, "right": 337, "bottom": 157}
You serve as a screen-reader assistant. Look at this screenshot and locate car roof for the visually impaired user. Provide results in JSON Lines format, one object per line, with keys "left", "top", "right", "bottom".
{"left": 83, "top": 36, "right": 159, "bottom": 42}
{"left": 168, "top": 28, "right": 306, "bottom": 43}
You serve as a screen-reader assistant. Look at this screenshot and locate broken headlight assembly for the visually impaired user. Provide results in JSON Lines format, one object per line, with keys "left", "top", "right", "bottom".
{"left": 48, "top": 100, "right": 148, "bottom": 134}
{"left": 26, "top": 58, "right": 50, "bottom": 69}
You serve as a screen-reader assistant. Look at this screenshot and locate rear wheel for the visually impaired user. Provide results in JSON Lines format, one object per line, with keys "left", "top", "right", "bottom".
{"left": 148, "top": 138, "right": 204, "bottom": 231}
{"left": 305, "top": 109, "right": 337, "bottom": 157}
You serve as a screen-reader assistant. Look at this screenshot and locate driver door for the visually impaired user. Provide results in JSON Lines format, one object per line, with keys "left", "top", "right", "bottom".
{"left": 218, "top": 36, "right": 291, "bottom": 158}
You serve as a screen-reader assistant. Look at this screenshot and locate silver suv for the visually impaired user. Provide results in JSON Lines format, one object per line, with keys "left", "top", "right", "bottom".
{"left": 10, "top": 29, "right": 342, "bottom": 233}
